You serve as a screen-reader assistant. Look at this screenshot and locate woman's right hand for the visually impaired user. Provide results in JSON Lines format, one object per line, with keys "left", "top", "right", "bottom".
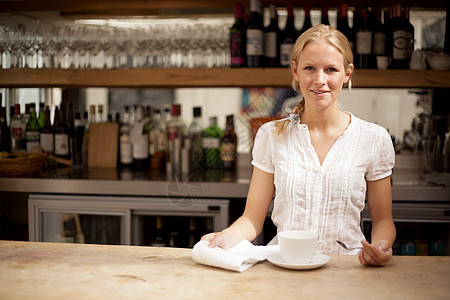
{"left": 200, "top": 231, "right": 233, "bottom": 250}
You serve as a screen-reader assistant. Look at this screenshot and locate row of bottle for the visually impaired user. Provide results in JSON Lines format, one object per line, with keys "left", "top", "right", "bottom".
{"left": 118, "top": 104, "right": 238, "bottom": 175}
{"left": 0, "top": 100, "right": 98, "bottom": 167}
{"left": 0, "top": 101, "right": 239, "bottom": 174}
{"left": 230, "top": 1, "right": 414, "bottom": 69}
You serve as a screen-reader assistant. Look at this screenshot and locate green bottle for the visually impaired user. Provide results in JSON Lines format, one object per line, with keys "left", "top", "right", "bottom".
{"left": 202, "top": 116, "right": 223, "bottom": 169}
{"left": 38, "top": 102, "right": 45, "bottom": 129}
{"left": 26, "top": 103, "right": 40, "bottom": 153}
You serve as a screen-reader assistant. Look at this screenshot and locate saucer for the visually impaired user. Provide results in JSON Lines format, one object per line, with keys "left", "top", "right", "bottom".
{"left": 267, "top": 252, "right": 330, "bottom": 270}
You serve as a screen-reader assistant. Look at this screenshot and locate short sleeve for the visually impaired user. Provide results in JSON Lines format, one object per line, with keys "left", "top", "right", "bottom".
{"left": 251, "top": 122, "right": 275, "bottom": 174}
{"left": 365, "top": 128, "right": 395, "bottom": 181}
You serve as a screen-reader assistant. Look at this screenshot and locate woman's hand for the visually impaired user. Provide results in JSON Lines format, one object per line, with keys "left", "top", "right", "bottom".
{"left": 358, "top": 240, "right": 393, "bottom": 267}
{"left": 200, "top": 231, "right": 234, "bottom": 250}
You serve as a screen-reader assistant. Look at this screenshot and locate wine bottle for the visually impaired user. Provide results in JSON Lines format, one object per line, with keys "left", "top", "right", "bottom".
{"left": 337, "top": 4, "right": 353, "bottom": 50}
{"left": 372, "top": 5, "right": 387, "bottom": 58}
{"left": 25, "top": 103, "right": 40, "bottom": 153}
{"left": 264, "top": 5, "right": 280, "bottom": 67}
{"left": 38, "top": 102, "right": 45, "bottom": 129}
{"left": 119, "top": 106, "right": 133, "bottom": 166}
{"left": 246, "top": 0, "right": 264, "bottom": 67}
{"left": 279, "top": 4, "right": 298, "bottom": 67}
{"left": 230, "top": 3, "right": 247, "bottom": 67}
{"left": 299, "top": 4, "right": 312, "bottom": 35}
{"left": 355, "top": 7, "right": 373, "bottom": 69}
{"left": 445, "top": 6, "right": 450, "bottom": 54}
{"left": 221, "top": 114, "right": 238, "bottom": 171}
{"left": 39, "top": 105, "right": 54, "bottom": 156}
{"left": 187, "top": 106, "right": 205, "bottom": 171}
{"left": 0, "top": 105, "right": 11, "bottom": 153}
{"left": 320, "top": 4, "right": 330, "bottom": 25}
{"left": 391, "top": 4, "right": 413, "bottom": 69}
{"left": 131, "top": 105, "right": 149, "bottom": 170}
{"left": 10, "top": 104, "right": 26, "bottom": 153}
{"left": 72, "top": 111, "right": 86, "bottom": 168}
{"left": 149, "top": 107, "right": 168, "bottom": 171}
{"left": 167, "top": 104, "right": 185, "bottom": 175}
{"left": 54, "top": 103, "right": 71, "bottom": 160}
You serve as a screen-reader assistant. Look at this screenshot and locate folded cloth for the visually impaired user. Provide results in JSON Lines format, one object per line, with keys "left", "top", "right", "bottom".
{"left": 192, "top": 240, "right": 280, "bottom": 272}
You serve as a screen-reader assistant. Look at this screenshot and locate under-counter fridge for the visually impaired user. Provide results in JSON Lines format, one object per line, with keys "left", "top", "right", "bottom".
{"left": 28, "top": 194, "right": 229, "bottom": 248}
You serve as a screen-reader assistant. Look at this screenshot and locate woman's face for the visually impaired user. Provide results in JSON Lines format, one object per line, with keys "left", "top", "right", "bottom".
{"left": 292, "top": 40, "right": 352, "bottom": 111}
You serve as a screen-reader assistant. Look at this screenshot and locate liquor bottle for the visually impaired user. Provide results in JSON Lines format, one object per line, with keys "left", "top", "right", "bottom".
{"left": 97, "top": 104, "right": 104, "bottom": 123}
{"left": 39, "top": 105, "right": 54, "bottom": 156}
{"left": 187, "top": 107, "right": 205, "bottom": 171}
{"left": 372, "top": 5, "right": 387, "bottom": 58}
{"left": 10, "top": 104, "right": 26, "bottom": 153}
{"left": 130, "top": 105, "right": 149, "bottom": 170}
{"left": 355, "top": 7, "right": 373, "bottom": 69}
{"left": 264, "top": 5, "right": 280, "bottom": 67}
{"left": 119, "top": 106, "right": 133, "bottom": 166}
{"left": 390, "top": 4, "right": 413, "bottom": 69}
{"left": 221, "top": 114, "right": 238, "bottom": 171}
{"left": 246, "top": 0, "right": 264, "bottom": 67}
{"left": 202, "top": 116, "right": 223, "bottom": 169}
{"left": 149, "top": 107, "right": 168, "bottom": 171}
{"left": 299, "top": 4, "right": 312, "bottom": 35}
{"left": 25, "top": 103, "right": 40, "bottom": 153}
{"left": 22, "top": 103, "right": 30, "bottom": 127}
{"left": 0, "top": 105, "right": 11, "bottom": 153}
{"left": 337, "top": 4, "right": 353, "bottom": 49}
{"left": 54, "top": 103, "right": 70, "bottom": 160}
{"left": 166, "top": 104, "right": 185, "bottom": 175}
{"left": 230, "top": 3, "right": 247, "bottom": 67}
{"left": 89, "top": 105, "right": 96, "bottom": 124}
{"left": 279, "top": 4, "right": 298, "bottom": 67}
{"left": 320, "top": 4, "right": 330, "bottom": 25}
{"left": 38, "top": 102, "right": 45, "bottom": 129}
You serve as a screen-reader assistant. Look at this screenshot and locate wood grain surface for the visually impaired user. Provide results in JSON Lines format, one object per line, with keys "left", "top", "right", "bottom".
{"left": 0, "top": 240, "right": 449, "bottom": 299}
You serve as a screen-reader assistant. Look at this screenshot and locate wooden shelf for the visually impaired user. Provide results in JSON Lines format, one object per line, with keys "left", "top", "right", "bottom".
{"left": 0, "top": 68, "right": 449, "bottom": 89}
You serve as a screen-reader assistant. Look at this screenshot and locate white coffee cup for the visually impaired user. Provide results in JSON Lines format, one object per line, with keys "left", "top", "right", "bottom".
{"left": 278, "top": 231, "right": 327, "bottom": 264}
{"left": 376, "top": 56, "right": 392, "bottom": 70}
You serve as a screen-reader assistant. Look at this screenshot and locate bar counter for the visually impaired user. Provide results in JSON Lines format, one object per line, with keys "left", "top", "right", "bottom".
{"left": 0, "top": 240, "right": 449, "bottom": 299}
{"left": 0, "top": 166, "right": 448, "bottom": 202}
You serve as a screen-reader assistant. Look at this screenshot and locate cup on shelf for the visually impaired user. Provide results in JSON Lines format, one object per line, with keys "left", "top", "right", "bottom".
{"left": 277, "top": 230, "right": 327, "bottom": 264}
{"left": 376, "top": 56, "right": 392, "bottom": 70}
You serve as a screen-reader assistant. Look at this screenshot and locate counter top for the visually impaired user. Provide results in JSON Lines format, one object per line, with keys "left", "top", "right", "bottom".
{"left": 0, "top": 240, "right": 449, "bottom": 299}
{"left": 0, "top": 154, "right": 448, "bottom": 201}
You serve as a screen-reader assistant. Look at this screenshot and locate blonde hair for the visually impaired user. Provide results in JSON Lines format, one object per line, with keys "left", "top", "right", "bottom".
{"left": 275, "top": 24, "right": 354, "bottom": 135}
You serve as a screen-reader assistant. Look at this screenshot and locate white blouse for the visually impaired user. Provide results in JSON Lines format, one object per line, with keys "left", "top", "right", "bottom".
{"left": 251, "top": 113, "right": 395, "bottom": 254}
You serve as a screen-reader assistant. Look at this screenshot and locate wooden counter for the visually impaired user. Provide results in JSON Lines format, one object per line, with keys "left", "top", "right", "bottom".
{"left": 0, "top": 241, "right": 449, "bottom": 299}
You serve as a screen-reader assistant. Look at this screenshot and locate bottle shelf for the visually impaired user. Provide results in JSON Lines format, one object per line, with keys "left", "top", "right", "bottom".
{"left": 0, "top": 68, "right": 449, "bottom": 89}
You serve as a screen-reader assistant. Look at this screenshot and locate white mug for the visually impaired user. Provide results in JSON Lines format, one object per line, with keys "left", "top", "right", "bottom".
{"left": 278, "top": 231, "right": 327, "bottom": 264}
{"left": 376, "top": 56, "right": 392, "bottom": 70}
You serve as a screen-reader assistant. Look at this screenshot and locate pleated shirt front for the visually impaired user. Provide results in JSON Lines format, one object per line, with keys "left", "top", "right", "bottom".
{"left": 251, "top": 113, "right": 395, "bottom": 254}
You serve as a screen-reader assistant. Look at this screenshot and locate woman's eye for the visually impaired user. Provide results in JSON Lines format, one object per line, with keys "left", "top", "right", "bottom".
{"left": 327, "top": 67, "right": 338, "bottom": 72}
{"left": 304, "top": 66, "right": 314, "bottom": 70}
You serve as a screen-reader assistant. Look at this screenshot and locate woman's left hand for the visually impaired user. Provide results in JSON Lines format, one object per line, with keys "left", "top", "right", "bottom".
{"left": 358, "top": 240, "right": 392, "bottom": 267}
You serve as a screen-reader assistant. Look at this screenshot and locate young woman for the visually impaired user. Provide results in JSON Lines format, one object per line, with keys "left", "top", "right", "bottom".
{"left": 202, "top": 24, "right": 396, "bottom": 267}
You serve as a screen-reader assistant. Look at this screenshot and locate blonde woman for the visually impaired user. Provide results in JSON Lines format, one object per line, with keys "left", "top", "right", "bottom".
{"left": 202, "top": 25, "right": 395, "bottom": 267}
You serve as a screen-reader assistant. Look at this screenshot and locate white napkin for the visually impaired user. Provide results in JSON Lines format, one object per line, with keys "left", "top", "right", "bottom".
{"left": 192, "top": 240, "right": 280, "bottom": 272}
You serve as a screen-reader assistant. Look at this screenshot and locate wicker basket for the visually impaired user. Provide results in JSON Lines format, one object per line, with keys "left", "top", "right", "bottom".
{"left": 0, "top": 153, "right": 47, "bottom": 176}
